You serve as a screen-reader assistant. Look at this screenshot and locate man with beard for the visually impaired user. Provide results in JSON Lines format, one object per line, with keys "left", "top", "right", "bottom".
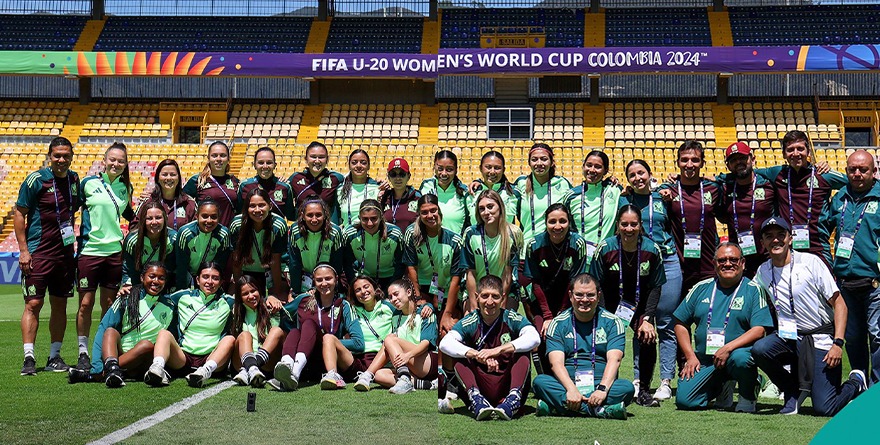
{"left": 673, "top": 242, "right": 774, "bottom": 412}
{"left": 718, "top": 142, "right": 776, "bottom": 278}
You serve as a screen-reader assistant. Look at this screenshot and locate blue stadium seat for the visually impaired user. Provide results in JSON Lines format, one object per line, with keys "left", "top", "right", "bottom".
{"left": 0, "top": 14, "right": 87, "bottom": 50}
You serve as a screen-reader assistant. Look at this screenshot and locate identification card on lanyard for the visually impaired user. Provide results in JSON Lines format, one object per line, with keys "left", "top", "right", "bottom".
{"left": 771, "top": 257, "right": 798, "bottom": 340}
{"left": 706, "top": 328, "right": 726, "bottom": 355}
{"left": 575, "top": 369, "right": 595, "bottom": 396}
{"left": 679, "top": 181, "right": 705, "bottom": 259}
{"left": 732, "top": 178, "right": 758, "bottom": 256}
{"left": 788, "top": 167, "right": 814, "bottom": 251}
{"left": 683, "top": 234, "right": 702, "bottom": 259}
{"left": 792, "top": 225, "right": 810, "bottom": 250}
{"left": 573, "top": 314, "right": 597, "bottom": 395}
{"left": 53, "top": 178, "right": 76, "bottom": 246}
{"left": 60, "top": 221, "right": 75, "bottom": 246}
{"left": 738, "top": 232, "right": 757, "bottom": 256}
{"left": 429, "top": 273, "right": 445, "bottom": 303}
{"left": 778, "top": 315, "right": 798, "bottom": 340}
{"left": 836, "top": 233, "right": 855, "bottom": 259}
{"left": 301, "top": 273, "right": 313, "bottom": 290}
{"left": 614, "top": 301, "right": 636, "bottom": 324}
{"left": 584, "top": 241, "right": 597, "bottom": 259}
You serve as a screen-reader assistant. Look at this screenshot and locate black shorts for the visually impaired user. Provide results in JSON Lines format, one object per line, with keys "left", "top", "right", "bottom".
{"left": 343, "top": 352, "right": 378, "bottom": 380}
{"left": 77, "top": 252, "right": 123, "bottom": 293}
{"left": 22, "top": 256, "right": 75, "bottom": 301}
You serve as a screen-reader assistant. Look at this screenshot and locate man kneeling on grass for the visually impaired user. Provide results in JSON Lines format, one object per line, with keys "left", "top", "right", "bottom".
{"left": 533, "top": 273, "right": 635, "bottom": 419}
{"left": 673, "top": 243, "right": 774, "bottom": 413}
{"left": 439, "top": 275, "right": 540, "bottom": 420}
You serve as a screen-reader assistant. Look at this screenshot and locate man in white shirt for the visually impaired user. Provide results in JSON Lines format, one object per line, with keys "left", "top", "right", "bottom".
{"left": 752, "top": 217, "right": 867, "bottom": 416}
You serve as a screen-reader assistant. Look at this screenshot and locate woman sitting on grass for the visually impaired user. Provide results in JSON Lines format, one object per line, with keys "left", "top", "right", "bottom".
{"left": 229, "top": 275, "right": 286, "bottom": 388}
{"left": 68, "top": 262, "right": 175, "bottom": 388}
{"left": 354, "top": 278, "right": 438, "bottom": 394}
{"left": 144, "top": 262, "right": 235, "bottom": 388}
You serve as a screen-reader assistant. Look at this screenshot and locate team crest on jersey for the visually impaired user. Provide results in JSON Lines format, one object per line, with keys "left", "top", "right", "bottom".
{"left": 176, "top": 207, "right": 186, "bottom": 217}
{"left": 595, "top": 327, "right": 607, "bottom": 344}
{"left": 70, "top": 183, "right": 78, "bottom": 195}
{"left": 563, "top": 256, "right": 573, "bottom": 269}
{"left": 640, "top": 261, "right": 650, "bottom": 276}
{"left": 867, "top": 202, "right": 878, "bottom": 214}
{"left": 653, "top": 201, "right": 665, "bottom": 212}
{"left": 808, "top": 176, "right": 819, "bottom": 188}
{"left": 408, "top": 201, "right": 418, "bottom": 212}
{"left": 322, "top": 177, "right": 332, "bottom": 188}
{"left": 754, "top": 188, "right": 766, "bottom": 201}
{"left": 500, "top": 333, "right": 511, "bottom": 344}
{"left": 273, "top": 190, "right": 283, "bottom": 201}
{"left": 225, "top": 179, "right": 234, "bottom": 189}
{"left": 26, "top": 285, "right": 36, "bottom": 296}
{"left": 159, "top": 312, "right": 168, "bottom": 322}
{"left": 702, "top": 192, "right": 713, "bottom": 205}
{"left": 731, "top": 296, "right": 744, "bottom": 311}
{"left": 79, "top": 277, "right": 88, "bottom": 288}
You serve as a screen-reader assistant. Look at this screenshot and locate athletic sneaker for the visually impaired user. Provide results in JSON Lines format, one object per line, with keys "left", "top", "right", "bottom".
{"left": 248, "top": 367, "right": 266, "bottom": 388}
{"left": 714, "top": 380, "right": 735, "bottom": 409}
{"left": 636, "top": 389, "right": 660, "bottom": 407}
{"left": 438, "top": 397, "right": 455, "bottom": 414}
{"left": 266, "top": 378, "right": 284, "bottom": 391}
{"left": 389, "top": 375, "right": 415, "bottom": 394}
{"left": 186, "top": 367, "right": 210, "bottom": 388}
{"left": 849, "top": 370, "right": 868, "bottom": 393}
{"left": 779, "top": 393, "right": 799, "bottom": 415}
{"left": 597, "top": 402, "right": 628, "bottom": 420}
{"left": 76, "top": 352, "right": 91, "bottom": 371}
{"left": 429, "top": 379, "right": 438, "bottom": 391}
{"left": 653, "top": 379, "right": 673, "bottom": 400}
{"left": 68, "top": 368, "right": 91, "bottom": 384}
{"left": 535, "top": 400, "right": 552, "bottom": 417}
{"left": 632, "top": 379, "right": 640, "bottom": 395}
{"left": 735, "top": 397, "right": 757, "bottom": 413}
{"left": 144, "top": 363, "right": 170, "bottom": 387}
{"left": 469, "top": 388, "right": 494, "bottom": 420}
{"left": 495, "top": 390, "right": 522, "bottom": 420}
{"left": 105, "top": 368, "right": 126, "bottom": 388}
{"left": 21, "top": 356, "right": 37, "bottom": 376}
{"left": 354, "top": 372, "right": 373, "bottom": 392}
{"left": 273, "top": 362, "right": 298, "bottom": 391}
{"left": 44, "top": 356, "right": 70, "bottom": 372}
{"left": 320, "top": 370, "right": 345, "bottom": 390}
{"left": 233, "top": 368, "right": 250, "bottom": 386}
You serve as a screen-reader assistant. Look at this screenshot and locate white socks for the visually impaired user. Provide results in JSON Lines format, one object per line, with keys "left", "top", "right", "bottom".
{"left": 203, "top": 360, "right": 218, "bottom": 378}
{"left": 78, "top": 336, "right": 89, "bottom": 355}
{"left": 23, "top": 343, "right": 34, "bottom": 358}
{"left": 292, "top": 353, "right": 308, "bottom": 378}
{"left": 152, "top": 356, "right": 166, "bottom": 368}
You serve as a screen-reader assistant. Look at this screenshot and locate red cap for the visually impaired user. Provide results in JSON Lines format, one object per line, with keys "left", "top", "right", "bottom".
{"left": 388, "top": 157, "right": 410, "bottom": 173}
{"left": 725, "top": 142, "right": 751, "bottom": 160}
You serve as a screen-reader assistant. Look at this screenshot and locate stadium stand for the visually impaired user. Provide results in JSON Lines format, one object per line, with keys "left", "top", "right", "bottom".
{"left": 324, "top": 17, "right": 423, "bottom": 53}
{"left": 440, "top": 8, "right": 585, "bottom": 48}
{"left": 79, "top": 103, "right": 170, "bottom": 142}
{"left": 207, "top": 103, "right": 304, "bottom": 141}
{"left": 605, "top": 8, "right": 711, "bottom": 47}
{"left": 729, "top": 5, "right": 880, "bottom": 46}
{"left": 603, "top": 102, "right": 717, "bottom": 150}
{"left": 733, "top": 102, "right": 819, "bottom": 149}
{"left": 0, "top": 14, "right": 87, "bottom": 50}
{"left": 0, "top": 101, "right": 68, "bottom": 138}
{"left": 93, "top": 16, "right": 313, "bottom": 52}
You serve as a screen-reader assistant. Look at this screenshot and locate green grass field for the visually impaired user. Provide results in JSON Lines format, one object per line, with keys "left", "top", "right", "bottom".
{"left": 0, "top": 284, "right": 833, "bottom": 445}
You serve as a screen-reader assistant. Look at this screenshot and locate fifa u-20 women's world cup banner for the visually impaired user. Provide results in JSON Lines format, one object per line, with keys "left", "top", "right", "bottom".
{"left": 0, "top": 46, "right": 877, "bottom": 78}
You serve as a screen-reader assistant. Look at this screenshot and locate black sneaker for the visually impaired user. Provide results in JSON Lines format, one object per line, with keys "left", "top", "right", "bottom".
{"left": 45, "top": 356, "right": 70, "bottom": 372}
{"left": 68, "top": 368, "right": 92, "bottom": 384}
{"left": 636, "top": 389, "right": 660, "bottom": 407}
{"left": 76, "top": 353, "right": 91, "bottom": 371}
{"left": 21, "top": 356, "right": 37, "bottom": 376}
{"left": 105, "top": 368, "right": 126, "bottom": 388}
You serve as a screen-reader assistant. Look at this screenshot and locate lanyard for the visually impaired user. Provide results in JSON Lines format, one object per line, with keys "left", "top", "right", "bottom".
{"left": 295, "top": 171, "right": 325, "bottom": 201}
{"left": 706, "top": 280, "right": 742, "bottom": 330}
{"left": 529, "top": 176, "right": 552, "bottom": 233}
{"left": 258, "top": 178, "right": 285, "bottom": 216}
{"left": 209, "top": 176, "right": 235, "bottom": 208}
{"left": 316, "top": 296, "right": 337, "bottom": 334}
{"left": 475, "top": 315, "right": 502, "bottom": 349}
{"left": 732, "top": 178, "right": 757, "bottom": 236}
{"left": 770, "top": 255, "right": 796, "bottom": 318}
{"left": 171, "top": 200, "right": 178, "bottom": 230}
{"left": 144, "top": 238, "right": 160, "bottom": 264}
{"left": 423, "top": 235, "right": 440, "bottom": 277}
{"left": 357, "top": 306, "right": 381, "bottom": 340}
{"left": 100, "top": 176, "right": 121, "bottom": 219}
{"left": 389, "top": 194, "right": 403, "bottom": 225}
{"left": 51, "top": 177, "right": 74, "bottom": 226}
{"left": 787, "top": 166, "right": 815, "bottom": 226}
{"left": 346, "top": 183, "right": 369, "bottom": 226}
{"left": 361, "top": 230, "right": 382, "bottom": 277}
{"left": 252, "top": 227, "right": 264, "bottom": 263}
{"left": 677, "top": 180, "right": 705, "bottom": 234}
{"left": 572, "top": 311, "right": 597, "bottom": 373}
{"left": 647, "top": 193, "right": 654, "bottom": 241}
{"left": 580, "top": 182, "right": 604, "bottom": 240}
{"left": 479, "top": 226, "right": 492, "bottom": 277}
{"left": 619, "top": 236, "right": 642, "bottom": 306}
{"left": 837, "top": 197, "right": 870, "bottom": 238}
{"left": 197, "top": 230, "right": 214, "bottom": 268}
{"left": 121, "top": 293, "right": 160, "bottom": 337}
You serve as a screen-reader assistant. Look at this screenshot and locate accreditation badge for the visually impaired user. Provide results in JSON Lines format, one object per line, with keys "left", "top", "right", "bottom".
{"left": 575, "top": 369, "right": 595, "bottom": 396}
{"left": 60, "top": 221, "right": 75, "bottom": 246}
{"left": 738, "top": 231, "right": 757, "bottom": 256}
{"left": 301, "top": 273, "right": 313, "bottom": 290}
{"left": 584, "top": 241, "right": 597, "bottom": 259}
{"left": 778, "top": 314, "right": 798, "bottom": 340}
{"left": 429, "top": 273, "right": 445, "bottom": 304}
{"left": 614, "top": 301, "right": 636, "bottom": 324}
{"left": 792, "top": 225, "right": 810, "bottom": 250}
{"left": 684, "top": 233, "right": 702, "bottom": 259}
{"left": 706, "top": 328, "right": 725, "bottom": 355}
{"left": 836, "top": 233, "right": 855, "bottom": 259}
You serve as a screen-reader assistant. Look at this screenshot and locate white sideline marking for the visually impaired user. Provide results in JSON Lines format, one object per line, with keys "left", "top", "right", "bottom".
{"left": 87, "top": 380, "right": 235, "bottom": 445}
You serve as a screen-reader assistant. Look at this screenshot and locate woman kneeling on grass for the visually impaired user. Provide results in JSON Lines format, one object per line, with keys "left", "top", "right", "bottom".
{"left": 230, "top": 275, "right": 286, "bottom": 388}
{"left": 354, "top": 278, "right": 438, "bottom": 394}
{"left": 144, "top": 262, "right": 235, "bottom": 388}
{"left": 269, "top": 263, "right": 364, "bottom": 391}
{"left": 438, "top": 275, "right": 540, "bottom": 421}
{"left": 69, "top": 262, "right": 175, "bottom": 387}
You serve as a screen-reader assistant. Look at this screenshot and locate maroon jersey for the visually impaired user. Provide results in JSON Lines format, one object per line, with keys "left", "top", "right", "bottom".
{"left": 183, "top": 174, "right": 240, "bottom": 227}
{"left": 131, "top": 195, "right": 197, "bottom": 232}
{"left": 718, "top": 174, "right": 776, "bottom": 278}
{"left": 287, "top": 169, "right": 344, "bottom": 209}
{"left": 664, "top": 179, "right": 723, "bottom": 294}
{"left": 380, "top": 186, "right": 421, "bottom": 231}
{"left": 16, "top": 168, "right": 80, "bottom": 259}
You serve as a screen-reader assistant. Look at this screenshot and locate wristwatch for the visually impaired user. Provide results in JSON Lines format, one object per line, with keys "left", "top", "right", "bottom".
{"left": 833, "top": 338, "right": 845, "bottom": 347}
{"left": 595, "top": 384, "right": 607, "bottom": 392}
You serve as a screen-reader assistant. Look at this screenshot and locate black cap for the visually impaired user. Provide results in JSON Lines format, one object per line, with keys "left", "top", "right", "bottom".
{"left": 760, "top": 217, "right": 791, "bottom": 235}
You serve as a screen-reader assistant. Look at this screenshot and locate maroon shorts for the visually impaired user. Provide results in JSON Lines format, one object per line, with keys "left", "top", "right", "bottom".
{"left": 343, "top": 352, "right": 378, "bottom": 380}
{"left": 424, "top": 351, "right": 439, "bottom": 380}
{"left": 77, "top": 252, "right": 123, "bottom": 293}
{"left": 22, "top": 256, "right": 75, "bottom": 301}
{"left": 173, "top": 352, "right": 210, "bottom": 376}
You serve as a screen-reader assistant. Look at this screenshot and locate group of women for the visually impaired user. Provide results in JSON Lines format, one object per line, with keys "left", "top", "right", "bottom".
{"left": 66, "top": 135, "right": 826, "bottom": 420}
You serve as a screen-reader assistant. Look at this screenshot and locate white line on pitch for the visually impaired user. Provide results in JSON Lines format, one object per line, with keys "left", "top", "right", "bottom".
{"left": 87, "top": 380, "right": 235, "bottom": 445}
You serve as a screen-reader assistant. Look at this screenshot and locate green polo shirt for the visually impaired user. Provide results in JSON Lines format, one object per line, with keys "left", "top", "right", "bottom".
{"left": 79, "top": 173, "right": 133, "bottom": 256}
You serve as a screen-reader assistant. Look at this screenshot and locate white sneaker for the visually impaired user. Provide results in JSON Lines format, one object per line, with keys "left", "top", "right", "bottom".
{"left": 429, "top": 379, "right": 439, "bottom": 390}
{"left": 186, "top": 366, "right": 210, "bottom": 388}
{"left": 273, "top": 361, "right": 298, "bottom": 391}
{"left": 354, "top": 371, "right": 373, "bottom": 392}
{"left": 438, "top": 397, "right": 455, "bottom": 414}
{"left": 653, "top": 379, "right": 673, "bottom": 400}
{"left": 144, "top": 363, "right": 170, "bottom": 387}
{"left": 735, "top": 397, "right": 757, "bottom": 413}
{"left": 715, "top": 380, "right": 735, "bottom": 409}
{"left": 233, "top": 368, "right": 249, "bottom": 386}
{"left": 389, "top": 375, "right": 415, "bottom": 394}
{"left": 320, "top": 370, "right": 345, "bottom": 390}
{"left": 632, "top": 379, "right": 640, "bottom": 395}
{"left": 248, "top": 367, "right": 266, "bottom": 388}
{"left": 759, "top": 381, "right": 782, "bottom": 399}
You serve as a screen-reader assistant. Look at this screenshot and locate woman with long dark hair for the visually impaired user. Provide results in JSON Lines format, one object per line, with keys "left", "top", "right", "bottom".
{"left": 336, "top": 148, "right": 380, "bottom": 226}
{"left": 419, "top": 150, "right": 472, "bottom": 236}
{"left": 514, "top": 143, "right": 572, "bottom": 258}
{"left": 341, "top": 199, "right": 404, "bottom": 289}
{"left": 287, "top": 198, "right": 344, "bottom": 294}
{"left": 134, "top": 159, "right": 196, "bottom": 231}
{"left": 183, "top": 141, "right": 240, "bottom": 227}
{"left": 563, "top": 150, "right": 620, "bottom": 265}
{"left": 174, "top": 199, "right": 232, "bottom": 290}
{"left": 230, "top": 275, "right": 286, "bottom": 387}
{"left": 120, "top": 201, "right": 177, "bottom": 295}
{"left": 229, "top": 187, "right": 288, "bottom": 303}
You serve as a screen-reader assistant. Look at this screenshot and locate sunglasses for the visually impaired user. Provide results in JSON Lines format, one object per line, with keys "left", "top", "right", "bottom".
{"left": 388, "top": 170, "right": 408, "bottom": 179}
